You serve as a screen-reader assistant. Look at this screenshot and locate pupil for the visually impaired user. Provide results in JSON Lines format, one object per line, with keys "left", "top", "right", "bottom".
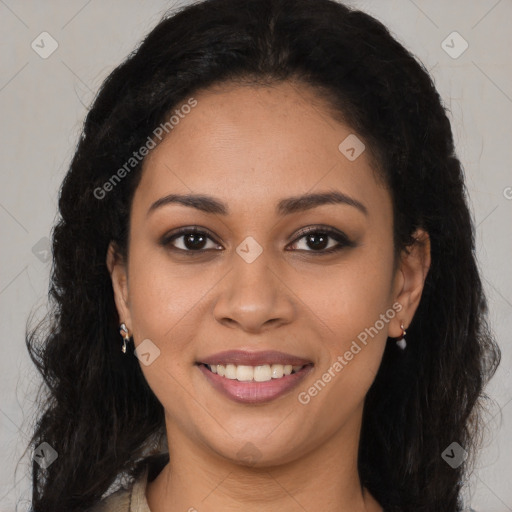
{"left": 185, "top": 233, "right": 206, "bottom": 250}
{"left": 307, "top": 233, "right": 328, "bottom": 250}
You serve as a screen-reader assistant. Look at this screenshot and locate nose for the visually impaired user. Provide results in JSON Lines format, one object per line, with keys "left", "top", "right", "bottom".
{"left": 212, "top": 248, "right": 295, "bottom": 333}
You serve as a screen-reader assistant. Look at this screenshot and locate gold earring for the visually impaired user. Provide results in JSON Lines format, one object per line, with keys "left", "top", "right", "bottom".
{"left": 396, "top": 322, "right": 407, "bottom": 350}
{"left": 119, "top": 323, "right": 130, "bottom": 354}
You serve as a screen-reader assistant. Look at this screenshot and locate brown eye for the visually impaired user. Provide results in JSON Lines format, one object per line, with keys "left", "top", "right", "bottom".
{"left": 288, "top": 226, "right": 356, "bottom": 254}
{"left": 161, "top": 228, "right": 221, "bottom": 253}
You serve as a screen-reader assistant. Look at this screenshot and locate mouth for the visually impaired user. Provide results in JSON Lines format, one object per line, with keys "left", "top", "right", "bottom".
{"left": 195, "top": 350, "right": 314, "bottom": 404}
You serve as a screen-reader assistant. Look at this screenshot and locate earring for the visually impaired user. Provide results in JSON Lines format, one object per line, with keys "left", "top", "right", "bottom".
{"left": 119, "top": 323, "right": 130, "bottom": 354}
{"left": 396, "top": 322, "right": 407, "bottom": 350}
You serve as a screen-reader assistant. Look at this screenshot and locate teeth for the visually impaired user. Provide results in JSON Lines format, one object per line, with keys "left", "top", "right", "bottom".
{"left": 236, "top": 365, "right": 255, "bottom": 381}
{"left": 254, "top": 365, "right": 272, "bottom": 382}
{"left": 205, "top": 363, "right": 305, "bottom": 382}
{"left": 271, "top": 364, "right": 284, "bottom": 378}
{"left": 225, "top": 364, "right": 237, "bottom": 379}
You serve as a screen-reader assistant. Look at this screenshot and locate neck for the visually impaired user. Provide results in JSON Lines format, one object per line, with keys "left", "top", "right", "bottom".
{"left": 146, "top": 409, "right": 382, "bottom": 512}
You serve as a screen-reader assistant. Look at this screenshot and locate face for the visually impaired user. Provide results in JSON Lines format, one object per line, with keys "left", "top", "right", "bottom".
{"left": 108, "top": 81, "right": 429, "bottom": 467}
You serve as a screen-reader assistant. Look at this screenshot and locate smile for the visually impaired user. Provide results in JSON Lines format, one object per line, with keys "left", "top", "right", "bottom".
{"left": 203, "top": 363, "right": 308, "bottom": 382}
{"left": 197, "top": 357, "right": 314, "bottom": 404}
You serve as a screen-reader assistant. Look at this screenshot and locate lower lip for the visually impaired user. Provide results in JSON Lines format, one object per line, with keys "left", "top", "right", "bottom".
{"left": 197, "top": 364, "right": 314, "bottom": 404}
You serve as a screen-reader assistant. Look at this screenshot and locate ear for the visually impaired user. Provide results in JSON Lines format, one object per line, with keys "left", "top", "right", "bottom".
{"left": 389, "top": 228, "right": 431, "bottom": 337}
{"left": 106, "top": 241, "right": 132, "bottom": 330}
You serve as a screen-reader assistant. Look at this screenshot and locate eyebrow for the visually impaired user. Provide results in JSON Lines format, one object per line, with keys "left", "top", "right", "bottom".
{"left": 147, "top": 190, "right": 368, "bottom": 217}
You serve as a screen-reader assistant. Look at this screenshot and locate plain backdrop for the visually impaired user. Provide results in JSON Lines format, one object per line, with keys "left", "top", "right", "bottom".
{"left": 0, "top": 1, "right": 511, "bottom": 510}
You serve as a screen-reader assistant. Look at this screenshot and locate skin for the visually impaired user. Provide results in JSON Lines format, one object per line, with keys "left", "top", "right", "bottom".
{"left": 107, "top": 80, "right": 431, "bottom": 512}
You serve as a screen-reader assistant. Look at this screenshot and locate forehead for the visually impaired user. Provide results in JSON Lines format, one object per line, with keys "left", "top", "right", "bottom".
{"left": 134, "top": 81, "right": 391, "bottom": 221}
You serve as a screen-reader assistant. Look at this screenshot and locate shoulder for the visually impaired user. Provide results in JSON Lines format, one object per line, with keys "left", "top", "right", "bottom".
{"left": 87, "top": 462, "right": 152, "bottom": 512}
{"left": 87, "top": 485, "right": 132, "bottom": 512}
{"left": 86, "top": 454, "right": 167, "bottom": 512}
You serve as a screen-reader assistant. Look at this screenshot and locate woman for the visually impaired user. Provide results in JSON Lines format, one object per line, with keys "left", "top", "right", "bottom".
{"left": 25, "top": 0, "right": 501, "bottom": 510}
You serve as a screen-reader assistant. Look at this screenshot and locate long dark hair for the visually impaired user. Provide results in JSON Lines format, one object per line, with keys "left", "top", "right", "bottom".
{"left": 25, "top": 0, "right": 501, "bottom": 510}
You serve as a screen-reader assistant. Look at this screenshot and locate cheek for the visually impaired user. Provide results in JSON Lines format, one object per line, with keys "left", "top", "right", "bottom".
{"left": 296, "top": 238, "right": 395, "bottom": 346}
{"left": 295, "top": 256, "right": 392, "bottom": 433}
{"left": 295, "top": 236, "right": 394, "bottom": 397}
{"left": 125, "top": 244, "right": 201, "bottom": 357}
{"left": 125, "top": 246, "right": 202, "bottom": 418}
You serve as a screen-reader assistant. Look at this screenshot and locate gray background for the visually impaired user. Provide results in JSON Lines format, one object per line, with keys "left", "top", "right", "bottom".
{"left": 0, "top": 0, "right": 511, "bottom": 510}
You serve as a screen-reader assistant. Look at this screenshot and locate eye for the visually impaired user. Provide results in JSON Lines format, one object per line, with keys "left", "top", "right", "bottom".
{"left": 287, "top": 226, "right": 356, "bottom": 254}
{"left": 161, "top": 227, "right": 221, "bottom": 253}
{"left": 161, "top": 225, "right": 355, "bottom": 255}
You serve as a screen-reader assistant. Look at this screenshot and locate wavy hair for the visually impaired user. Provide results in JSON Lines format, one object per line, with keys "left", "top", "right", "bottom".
{"left": 25, "top": 0, "right": 501, "bottom": 510}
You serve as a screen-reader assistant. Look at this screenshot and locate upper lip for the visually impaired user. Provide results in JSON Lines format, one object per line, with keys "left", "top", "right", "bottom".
{"left": 198, "top": 350, "right": 313, "bottom": 367}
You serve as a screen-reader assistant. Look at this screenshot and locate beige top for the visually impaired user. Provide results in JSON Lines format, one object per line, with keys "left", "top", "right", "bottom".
{"left": 89, "top": 464, "right": 152, "bottom": 512}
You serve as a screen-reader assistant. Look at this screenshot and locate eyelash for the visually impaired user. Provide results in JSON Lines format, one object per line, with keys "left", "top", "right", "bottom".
{"left": 160, "top": 225, "right": 356, "bottom": 255}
